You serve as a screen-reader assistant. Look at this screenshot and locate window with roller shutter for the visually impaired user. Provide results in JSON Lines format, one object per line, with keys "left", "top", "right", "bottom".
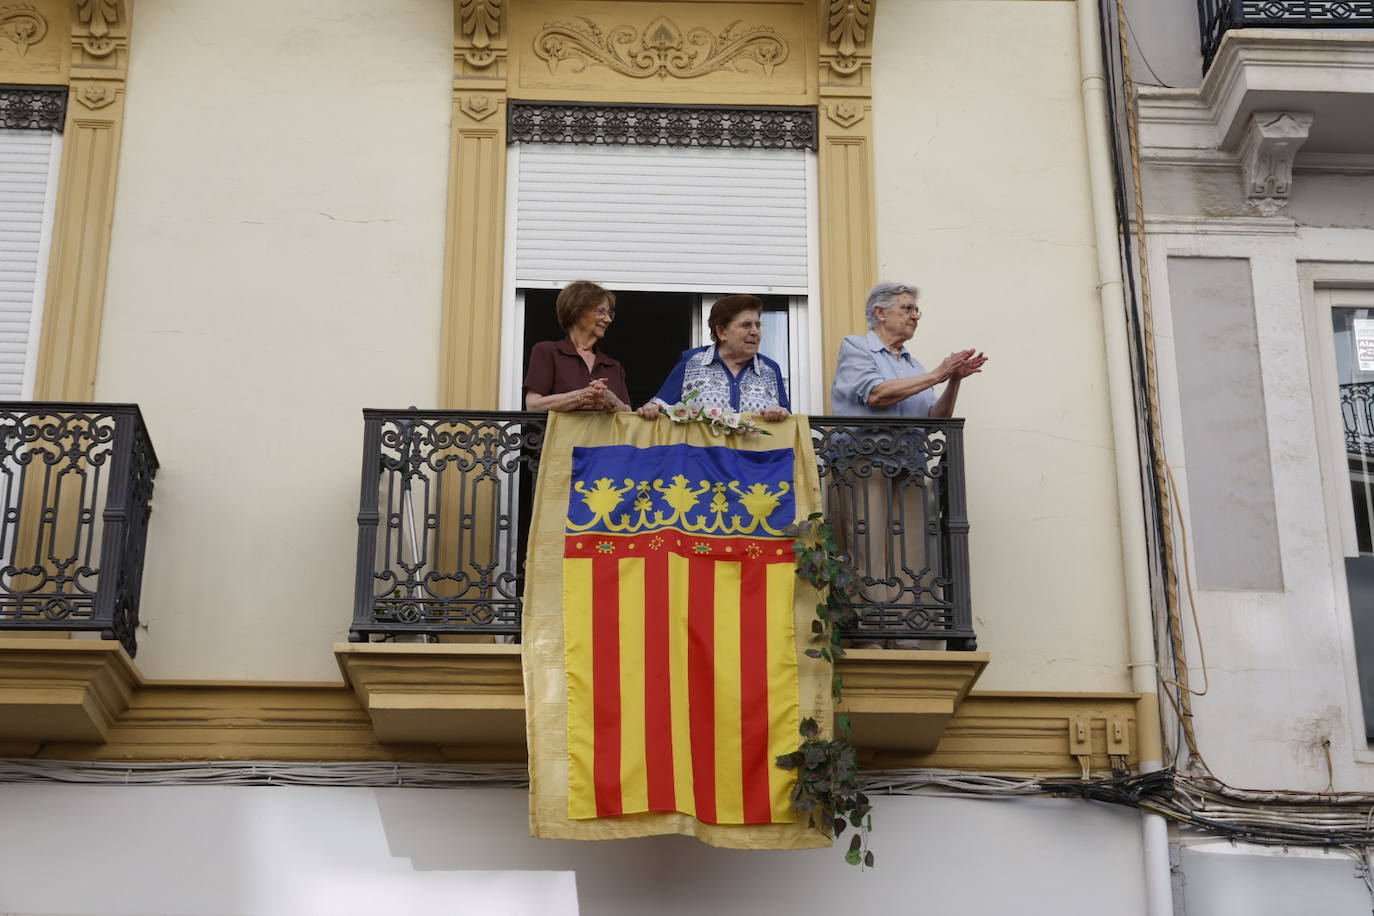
{"left": 0, "top": 123, "right": 62, "bottom": 399}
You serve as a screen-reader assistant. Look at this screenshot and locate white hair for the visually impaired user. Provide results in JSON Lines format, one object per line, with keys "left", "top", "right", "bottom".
{"left": 865, "top": 282, "right": 919, "bottom": 328}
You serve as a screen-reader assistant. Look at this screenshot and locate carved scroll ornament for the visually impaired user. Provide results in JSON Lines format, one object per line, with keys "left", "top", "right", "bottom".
{"left": 76, "top": 0, "right": 120, "bottom": 58}
{"left": 0, "top": 5, "right": 46, "bottom": 55}
{"left": 458, "top": 0, "right": 502, "bottom": 69}
{"left": 826, "top": 0, "right": 872, "bottom": 75}
{"left": 533, "top": 16, "right": 789, "bottom": 80}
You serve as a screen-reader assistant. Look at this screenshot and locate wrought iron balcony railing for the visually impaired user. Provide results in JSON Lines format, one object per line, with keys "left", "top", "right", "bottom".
{"left": 1342, "top": 382, "right": 1374, "bottom": 457}
{"left": 1200, "top": 0, "right": 1374, "bottom": 69}
{"left": 0, "top": 403, "right": 158, "bottom": 656}
{"left": 351, "top": 410, "right": 975, "bottom": 649}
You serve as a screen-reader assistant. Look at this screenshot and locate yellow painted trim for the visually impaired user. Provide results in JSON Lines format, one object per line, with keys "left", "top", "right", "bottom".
{"left": 0, "top": 1, "right": 70, "bottom": 86}
{"left": 440, "top": 1, "right": 510, "bottom": 409}
{"left": 33, "top": 0, "right": 134, "bottom": 400}
{"left": 817, "top": 0, "right": 877, "bottom": 409}
{"left": 1, "top": 641, "right": 1136, "bottom": 775}
{"left": 440, "top": 0, "right": 881, "bottom": 415}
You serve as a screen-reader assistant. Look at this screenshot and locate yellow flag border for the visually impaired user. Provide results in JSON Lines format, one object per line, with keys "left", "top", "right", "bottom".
{"left": 522, "top": 411, "right": 832, "bottom": 849}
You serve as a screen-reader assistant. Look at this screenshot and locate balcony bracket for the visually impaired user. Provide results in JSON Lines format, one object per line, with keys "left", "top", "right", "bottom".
{"left": 335, "top": 643, "right": 526, "bottom": 760}
{"left": 1239, "top": 111, "right": 1313, "bottom": 215}
{"left": 835, "top": 649, "right": 989, "bottom": 753}
{"left": 0, "top": 639, "right": 141, "bottom": 744}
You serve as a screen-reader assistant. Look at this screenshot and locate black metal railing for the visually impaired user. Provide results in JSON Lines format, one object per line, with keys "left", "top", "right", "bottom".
{"left": 1342, "top": 382, "right": 1374, "bottom": 456}
{"left": 1200, "top": 0, "right": 1374, "bottom": 69}
{"left": 0, "top": 403, "right": 158, "bottom": 656}
{"left": 351, "top": 410, "right": 974, "bottom": 649}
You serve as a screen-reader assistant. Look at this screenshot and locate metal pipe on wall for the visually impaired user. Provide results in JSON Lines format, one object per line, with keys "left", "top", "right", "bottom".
{"left": 1075, "top": 0, "right": 1175, "bottom": 912}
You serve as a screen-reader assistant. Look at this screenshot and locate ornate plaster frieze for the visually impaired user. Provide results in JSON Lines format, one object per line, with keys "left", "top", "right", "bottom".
{"left": 458, "top": 0, "right": 501, "bottom": 69}
{"left": 824, "top": 99, "right": 865, "bottom": 128}
{"left": 508, "top": 101, "right": 816, "bottom": 150}
{"left": 0, "top": 5, "right": 47, "bottom": 55}
{"left": 74, "top": 0, "right": 118, "bottom": 58}
{"left": 826, "top": 0, "right": 871, "bottom": 76}
{"left": 1238, "top": 111, "right": 1313, "bottom": 216}
{"left": 532, "top": 16, "right": 789, "bottom": 80}
{"left": 0, "top": 83, "right": 64, "bottom": 128}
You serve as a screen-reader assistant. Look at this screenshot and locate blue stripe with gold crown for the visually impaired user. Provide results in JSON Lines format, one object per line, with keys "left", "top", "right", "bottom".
{"left": 566, "top": 444, "right": 796, "bottom": 538}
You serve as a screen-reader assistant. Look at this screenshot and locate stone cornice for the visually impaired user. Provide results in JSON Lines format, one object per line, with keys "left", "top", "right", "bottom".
{"left": 1138, "top": 31, "right": 1374, "bottom": 157}
{"left": 0, "top": 641, "right": 1140, "bottom": 776}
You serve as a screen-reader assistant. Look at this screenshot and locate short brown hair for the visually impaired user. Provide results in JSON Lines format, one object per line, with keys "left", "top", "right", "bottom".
{"left": 708, "top": 294, "right": 763, "bottom": 343}
{"left": 555, "top": 281, "right": 615, "bottom": 331}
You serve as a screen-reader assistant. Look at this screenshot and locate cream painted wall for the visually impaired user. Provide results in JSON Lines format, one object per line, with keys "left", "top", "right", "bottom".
{"left": 94, "top": 0, "right": 451, "bottom": 679}
{"left": 872, "top": 1, "right": 1133, "bottom": 691}
{"left": 0, "top": 784, "right": 1149, "bottom": 916}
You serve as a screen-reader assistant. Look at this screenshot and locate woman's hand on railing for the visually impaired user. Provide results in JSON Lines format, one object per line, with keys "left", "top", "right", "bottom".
{"left": 637, "top": 402, "right": 662, "bottom": 420}
{"left": 759, "top": 405, "right": 789, "bottom": 422}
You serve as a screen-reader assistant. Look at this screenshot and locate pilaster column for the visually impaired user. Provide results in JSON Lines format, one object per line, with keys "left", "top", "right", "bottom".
{"left": 34, "top": 0, "right": 132, "bottom": 400}
{"left": 440, "top": 0, "right": 509, "bottom": 409}
{"left": 817, "top": 0, "right": 877, "bottom": 411}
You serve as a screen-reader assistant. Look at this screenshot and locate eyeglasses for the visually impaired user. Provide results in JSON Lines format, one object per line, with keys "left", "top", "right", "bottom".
{"left": 884, "top": 304, "right": 921, "bottom": 318}
{"left": 592, "top": 308, "right": 616, "bottom": 320}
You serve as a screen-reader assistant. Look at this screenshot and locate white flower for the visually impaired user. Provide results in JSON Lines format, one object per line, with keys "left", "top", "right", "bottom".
{"left": 669, "top": 404, "right": 691, "bottom": 422}
{"left": 724, "top": 412, "right": 742, "bottom": 430}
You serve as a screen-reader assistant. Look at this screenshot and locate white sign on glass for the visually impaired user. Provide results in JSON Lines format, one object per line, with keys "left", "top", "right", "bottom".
{"left": 1356, "top": 319, "right": 1374, "bottom": 372}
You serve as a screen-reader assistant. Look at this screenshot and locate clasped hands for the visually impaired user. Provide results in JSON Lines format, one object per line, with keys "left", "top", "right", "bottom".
{"left": 935, "top": 349, "right": 989, "bottom": 382}
{"left": 574, "top": 378, "right": 626, "bottom": 413}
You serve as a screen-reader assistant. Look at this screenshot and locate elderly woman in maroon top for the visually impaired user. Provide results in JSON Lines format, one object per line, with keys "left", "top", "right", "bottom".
{"left": 523, "top": 281, "right": 632, "bottom": 412}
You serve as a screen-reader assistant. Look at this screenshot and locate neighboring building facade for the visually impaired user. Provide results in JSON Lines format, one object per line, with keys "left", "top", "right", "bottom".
{"left": 1123, "top": 0, "right": 1374, "bottom": 911}
{"left": 11, "top": 0, "right": 1368, "bottom": 912}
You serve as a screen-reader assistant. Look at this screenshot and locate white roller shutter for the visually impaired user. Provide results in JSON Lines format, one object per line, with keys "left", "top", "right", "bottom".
{"left": 0, "top": 128, "right": 59, "bottom": 398}
{"left": 514, "top": 143, "right": 809, "bottom": 293}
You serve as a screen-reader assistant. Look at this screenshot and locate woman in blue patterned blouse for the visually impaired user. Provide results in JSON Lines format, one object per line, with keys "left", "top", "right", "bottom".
{"left": 637, "top": 295, "right": 791, "bottom": 422}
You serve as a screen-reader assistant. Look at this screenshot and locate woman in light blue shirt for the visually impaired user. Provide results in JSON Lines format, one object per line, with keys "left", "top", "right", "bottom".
{"left": 827, "top": 282, "right": 986, "bottom": 644}
{"left": 831, "top": 282, "right": 985, "bottom": 418}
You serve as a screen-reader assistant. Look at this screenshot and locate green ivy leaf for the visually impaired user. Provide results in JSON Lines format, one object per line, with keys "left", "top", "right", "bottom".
{"left": 864, "top": 851, "right": 875, "bottom": 868}
{"left": 844, "top": 849, "right": 862, "bottom": 866}
{"left": 799, "top": 717, "right": 820, "bottom": 738}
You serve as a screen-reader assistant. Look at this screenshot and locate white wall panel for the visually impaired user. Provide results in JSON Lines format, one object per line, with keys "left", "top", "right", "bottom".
{"left": 514, "top": 144, "right": 810, "bottom": 293}
{"left": 0, "top": 129, "right": 58, "bottom": 398}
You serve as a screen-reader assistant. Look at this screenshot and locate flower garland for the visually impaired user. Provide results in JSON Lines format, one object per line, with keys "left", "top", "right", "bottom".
{"left": 663, "top": 389, "right": 772, "bottom": 437}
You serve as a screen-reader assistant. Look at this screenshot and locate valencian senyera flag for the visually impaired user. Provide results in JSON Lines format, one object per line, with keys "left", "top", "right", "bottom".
{"left": 523, "top": 412, "right": 830, "bottom": 848}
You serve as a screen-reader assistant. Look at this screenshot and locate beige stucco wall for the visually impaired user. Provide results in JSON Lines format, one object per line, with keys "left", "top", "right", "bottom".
{"left": 94, "top": 0, "right": 452, "bottom": 679}
{"left": 872, "top": 0, "right": 1133, "bottom": 691}
{"left": 87, "top": 0, "right": 1131, "bottom": 688}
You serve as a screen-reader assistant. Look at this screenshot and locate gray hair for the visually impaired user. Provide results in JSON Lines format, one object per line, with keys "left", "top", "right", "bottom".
{"left": 865, "top": 282, "right": 919, "bottom": 328}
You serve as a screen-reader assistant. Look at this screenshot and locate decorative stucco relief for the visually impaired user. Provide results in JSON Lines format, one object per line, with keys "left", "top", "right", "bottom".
{"left": 1239, "top": 111, "right": 1313, "bottom": 216}
{"left": 824, "top": 100, "right": 865, "bottom": 128}
{"left": 826, "top": 0, "right": 871, "bottom": 75}
{"left": 458, "top": 0, "right": 502, "bottom": 69}
{"left": 76, "top": 81, "right": 114, "bottom": 109}
{"left": 533, "top": 15, "right": 789, "bottom": 80}
{"left": 0, "top": 5, "right": 47, "bottom": 55}
{"left": 75, "top": 0, "right": 118, "bottom": 58}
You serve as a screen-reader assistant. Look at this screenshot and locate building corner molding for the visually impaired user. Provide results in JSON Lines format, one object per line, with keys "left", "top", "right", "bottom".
{"left": 441, "top": 0, "right": 509, "bottom": 410}
{"left": 1238, "top": 111, "right": 1313, "bottom": 216}
{"left": 817, "top": 0, "right": 878, "bottom": 411}
{"left": 33, "top": 0, "right": 133, "bottom": 400}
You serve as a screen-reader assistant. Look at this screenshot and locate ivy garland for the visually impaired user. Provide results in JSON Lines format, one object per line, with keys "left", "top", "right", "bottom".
{"left": 776, "top": 511, "right": 875, "bottom": 868}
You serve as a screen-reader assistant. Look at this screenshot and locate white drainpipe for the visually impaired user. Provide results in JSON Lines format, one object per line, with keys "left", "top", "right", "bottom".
{"left": 1075, "top": 0, "right": 1175, "bottom": 913}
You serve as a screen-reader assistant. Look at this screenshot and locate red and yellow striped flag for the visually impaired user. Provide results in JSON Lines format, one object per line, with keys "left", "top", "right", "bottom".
{"left": 524, "top": 413, "right": 830, "bottom": 849}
